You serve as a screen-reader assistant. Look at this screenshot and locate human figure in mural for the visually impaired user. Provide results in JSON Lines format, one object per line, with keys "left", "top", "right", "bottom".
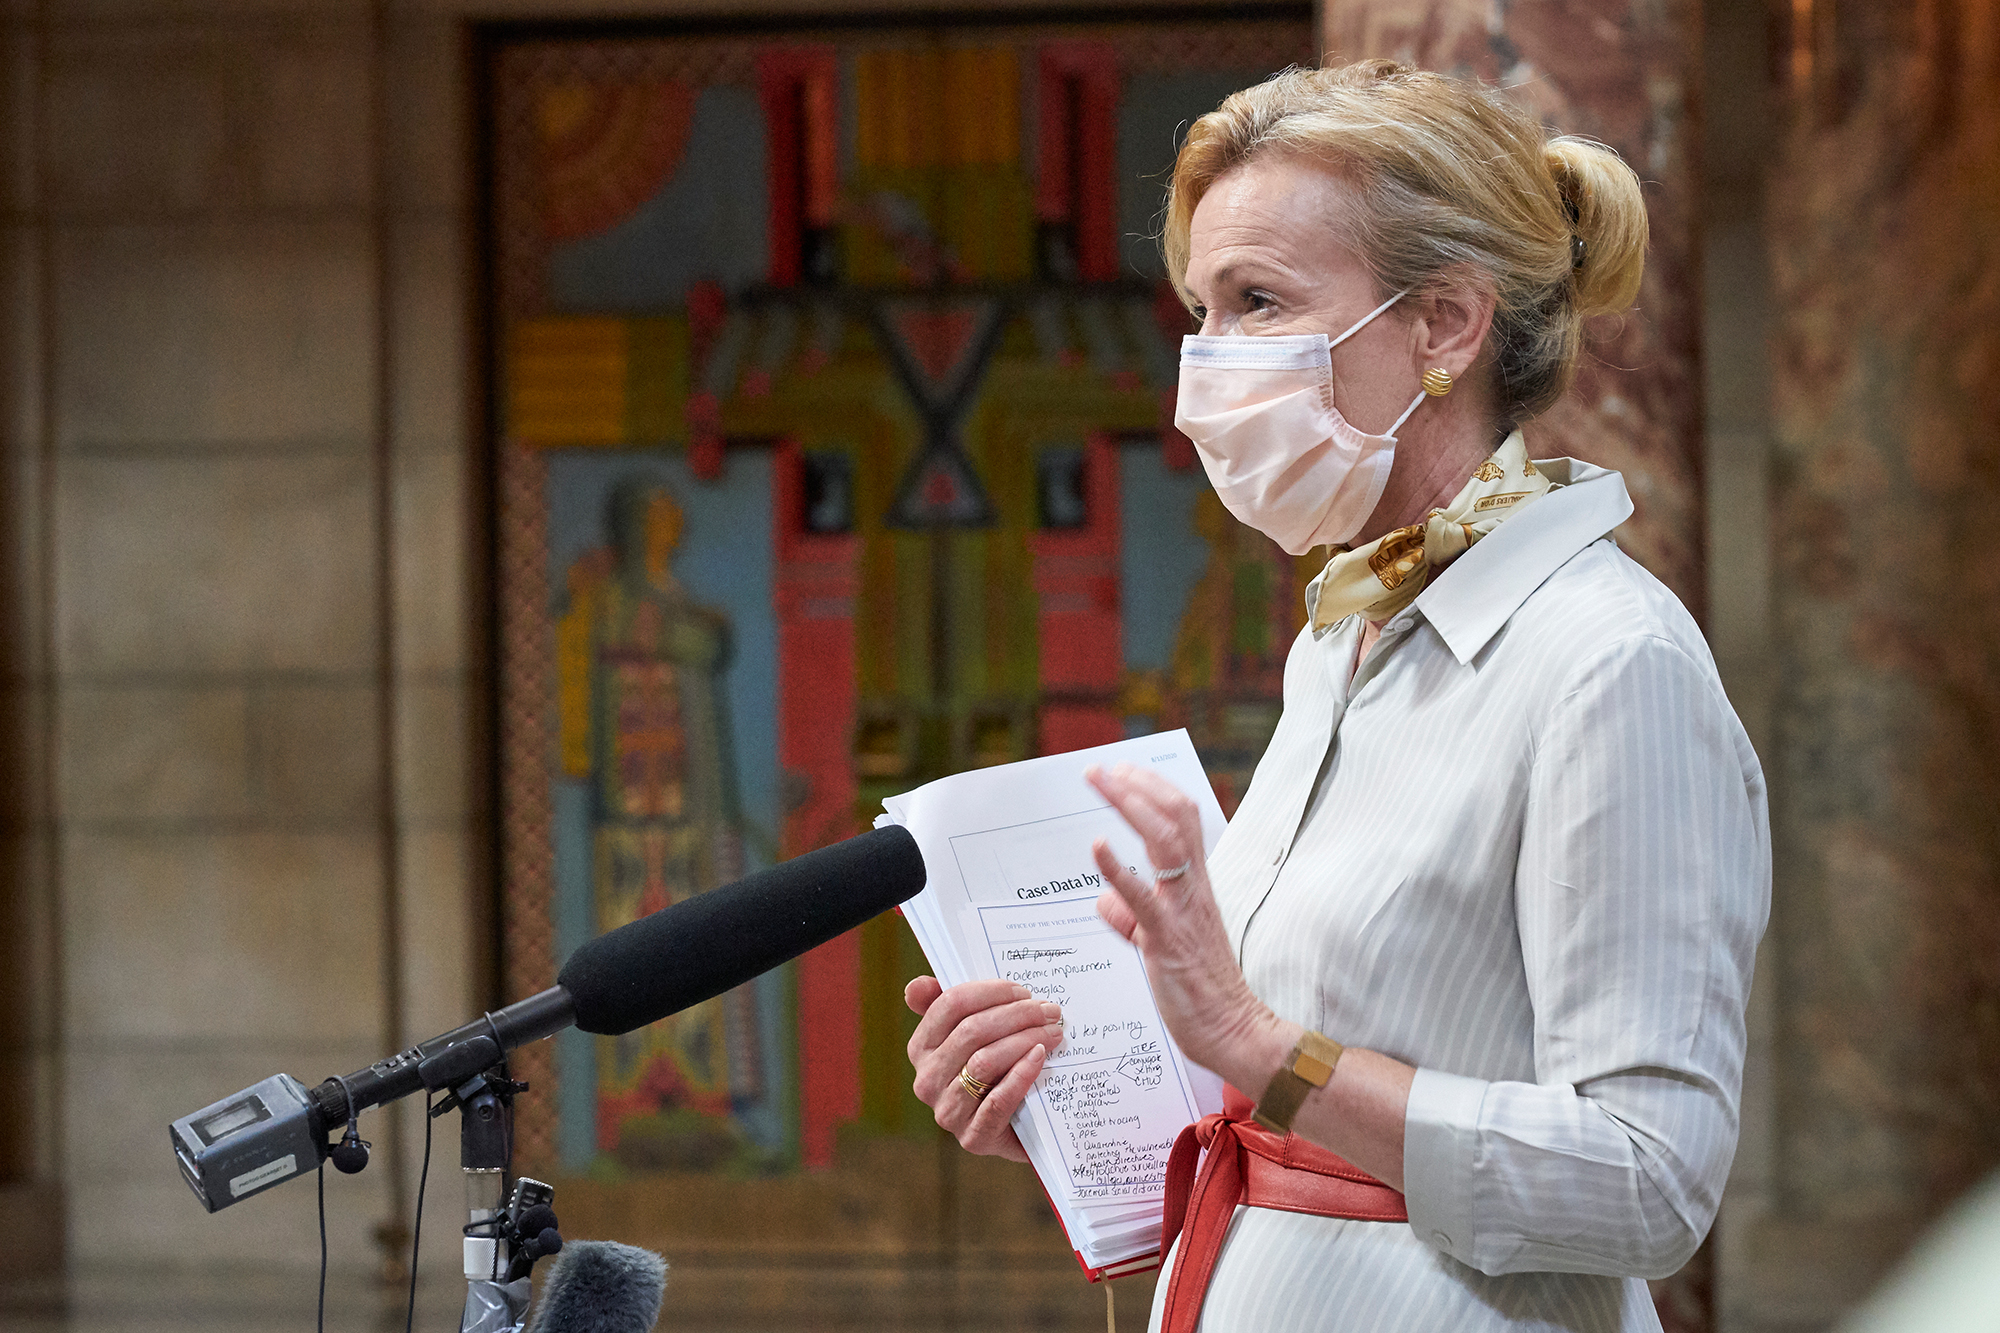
{"left": 1160, "top": 490, "right": 1296, "bottom": 809}
{"left": 561, "top": 479, "right": 759, "bottom": 1172}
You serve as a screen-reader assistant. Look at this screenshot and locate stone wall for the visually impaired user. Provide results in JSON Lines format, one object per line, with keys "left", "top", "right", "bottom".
{"left": 0, "top": 0, "right": 480, "bottom": 1287}
{"left": 1700, "top": 0, "right": 1783, "bottom": 1326}
{"left": 1723, "top": 0, "right": 2000, "bottom": 1328}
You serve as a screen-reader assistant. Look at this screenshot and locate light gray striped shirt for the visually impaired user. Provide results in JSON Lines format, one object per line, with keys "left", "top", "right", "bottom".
{"left": 1149, "top": 459, "right": 1769, "bottom": 1332}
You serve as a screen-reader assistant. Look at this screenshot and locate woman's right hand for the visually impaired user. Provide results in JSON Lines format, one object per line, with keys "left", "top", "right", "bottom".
{"left": 904, "top": 976, "right": 1064, "bottom": 1163}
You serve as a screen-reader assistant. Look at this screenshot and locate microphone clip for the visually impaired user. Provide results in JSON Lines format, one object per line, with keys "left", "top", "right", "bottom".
{"left": 430, "top": 1070, "right": 528, "bottom": 1120}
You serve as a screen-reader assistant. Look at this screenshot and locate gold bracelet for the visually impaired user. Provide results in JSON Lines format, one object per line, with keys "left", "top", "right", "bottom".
{"left": 1251, "top": 1029, "right": 1344, "bottom": 1135}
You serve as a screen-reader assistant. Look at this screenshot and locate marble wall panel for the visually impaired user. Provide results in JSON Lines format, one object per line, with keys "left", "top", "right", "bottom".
{"left": 42, "top": 31, "right": 230, "bottom": 217}
{"left": 0, "top": 23, "right": 34, "bottom": 218}
{"left": 394, "top": 678, "right": 466, "bottom": 824}
{"left": 384, "top": 14, "right": 467, "bottom": 217}
{"left": 2, "top": 448, "right": 42, "bottom": 689}
{"left": 249, "top": 681, "right": 381, "bottom": 825}
{"left": 389, "top": 215, "right": 468, "bottom": 451}
{"left": 392, "top": 444, "right": 466, "bottom": 675}
{"left": 0, "top": 224, "right": 40, "bottom": 449}
{"left": 0, "top": 685, "right": 49, "bottom": 829}
{"left": 397, "top": 825, "right": 473, "bottom": 1042}
{"left": 0, "top": 683, "right": 57, "bottom": 1190}
{"left": 4, "top": 0, "right": 476, "bottom": 1288}
{"left": 255, "top": 30, "right": 375, "bottom": 215}
{"left": 1701, "top": 204, "right": 1777, "bottom": 748}
{"left": 1324, "top": 0, "right": 1707, "bottom": 618}
{"left": 1764, "top": 0, "right": 2000, "bottom": 1271}
{"left": 63, "top": 1039, "right": 394, "bottom": 1270}
{"left": 43, "top": 22, "right": 372, "bottom": 218}
{"left": 55, "top": 450, "right": 375, "bottom": 675}
{"left": 0, "top": 833, "right": 44, "bottom": 1186}
{"left": 405, "top": 0, "right": 1228, "bottom": 15}
{"left": 49, "top": 0, "right": 369, "bottom": 23}
{"left": 58, "top": 684, "right": 253, "bottom": 824}
{"left": 53, "top": 222, "right": 375, "bottom": 449}
{"left": 0, "top": 223, "right": 43, "bottom": 711}
{"left": 61, "top": 830, "right": 384, "bottom": 1043}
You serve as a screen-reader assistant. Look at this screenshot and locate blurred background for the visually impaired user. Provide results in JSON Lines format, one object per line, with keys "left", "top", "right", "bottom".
{"left": 0, "top": 0, "right": 1994, "bottom": 1330}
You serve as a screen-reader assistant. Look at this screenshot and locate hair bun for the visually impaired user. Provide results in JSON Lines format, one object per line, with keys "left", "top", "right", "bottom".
{"left": 1545, "top": 137, "right": 1647, "bottom": 318}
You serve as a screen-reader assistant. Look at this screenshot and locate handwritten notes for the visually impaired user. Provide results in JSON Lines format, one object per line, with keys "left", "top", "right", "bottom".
{"left": 884, "top": 731, "right": 1227, "bottom": 1270}
{"left": 978, "top": 901, "right": 1195, "bottom": 1200}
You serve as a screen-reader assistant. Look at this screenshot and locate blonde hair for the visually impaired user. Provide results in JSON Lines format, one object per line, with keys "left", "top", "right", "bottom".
{"left": 1163, "top": 59, "right": 1648, "bottom": 426}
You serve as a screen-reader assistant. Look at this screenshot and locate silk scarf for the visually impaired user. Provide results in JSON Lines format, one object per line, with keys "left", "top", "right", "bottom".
{"left": 1306, "top": 431, "right": 1554, "bottom": 631}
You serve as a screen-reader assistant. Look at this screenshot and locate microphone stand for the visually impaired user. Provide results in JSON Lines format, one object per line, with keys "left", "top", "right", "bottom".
{"left": 428, "top": 1060, "right": 557, "bottom": 1333}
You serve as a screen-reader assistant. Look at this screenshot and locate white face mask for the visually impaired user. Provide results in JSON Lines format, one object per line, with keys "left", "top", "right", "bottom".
{"left": 1173, "top": 289, "right": 1428, "bottom": 555}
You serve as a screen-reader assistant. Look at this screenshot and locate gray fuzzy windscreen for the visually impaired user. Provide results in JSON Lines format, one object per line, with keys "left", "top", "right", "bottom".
{"left": 524, "top": 1240, "right": 668, "bottom": 1333}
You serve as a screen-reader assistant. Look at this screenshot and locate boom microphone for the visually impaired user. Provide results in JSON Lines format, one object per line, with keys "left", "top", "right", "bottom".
{"left": 171, "top": 825, "right": 927, "bottom": 1211}
{"left": 559, "top": 823, "right": 927, "bottom": 1035}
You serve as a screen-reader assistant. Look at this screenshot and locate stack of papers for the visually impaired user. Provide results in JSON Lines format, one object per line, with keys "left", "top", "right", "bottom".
{"left": 878, "top": 731, "right": 1226, "bottom": 1279}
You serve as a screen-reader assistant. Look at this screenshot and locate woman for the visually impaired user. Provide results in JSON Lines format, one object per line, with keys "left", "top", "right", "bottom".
{"left": 905, "top": 60, "right": 1767, "bottom": 1332}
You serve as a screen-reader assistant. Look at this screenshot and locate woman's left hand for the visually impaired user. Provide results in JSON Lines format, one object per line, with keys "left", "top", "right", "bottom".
{"left": 1085, "top": 763, "right": 1282, "bottom": 1081}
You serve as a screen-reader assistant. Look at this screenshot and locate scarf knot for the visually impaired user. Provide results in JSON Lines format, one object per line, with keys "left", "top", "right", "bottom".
{"left": 1307, "top": 431, "right": 1552, "bottom": 631}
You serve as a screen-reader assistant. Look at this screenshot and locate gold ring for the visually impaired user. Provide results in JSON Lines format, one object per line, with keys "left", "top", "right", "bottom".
{"left": 957, "top": 1066, "right": 993, "bottom": 1101}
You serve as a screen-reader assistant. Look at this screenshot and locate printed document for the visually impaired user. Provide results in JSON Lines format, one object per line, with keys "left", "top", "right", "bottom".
{"left": 879, "top": 731, "right": 1227, "bottom": 1275}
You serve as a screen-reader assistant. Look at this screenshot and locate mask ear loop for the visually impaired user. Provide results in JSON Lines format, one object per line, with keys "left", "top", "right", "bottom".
{"left": 1385, "top": 386, "right": 1430, "bottom": 439}
{"left": 1326, "top": 287, "right": 1413, "bottom": 350}
{"left": 1328, "top": 287, "right": 1424, "bottom": 437}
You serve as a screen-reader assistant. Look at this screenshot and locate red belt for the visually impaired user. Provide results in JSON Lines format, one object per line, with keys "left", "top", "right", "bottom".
{"left": 1158, "top": 1086, "right": 1407, "bottom": 1333}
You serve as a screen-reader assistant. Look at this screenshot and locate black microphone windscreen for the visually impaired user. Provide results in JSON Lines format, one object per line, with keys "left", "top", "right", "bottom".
{"left": 557, "top": 825, "right": 925, "bottom": 1037}
{"left": 515, "top": 1203, "right": 558, "bottom": 1237}
{"left": 524, "top": 1241, "right": 665, "bottom": 1333}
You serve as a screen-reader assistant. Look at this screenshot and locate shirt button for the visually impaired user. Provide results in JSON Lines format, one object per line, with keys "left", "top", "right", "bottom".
{"left": 1271, "top": 845, "right": 1285, "bottom": 865}
{"left": 1431, "top": 1230, "right": 1452, "bottom": 1249}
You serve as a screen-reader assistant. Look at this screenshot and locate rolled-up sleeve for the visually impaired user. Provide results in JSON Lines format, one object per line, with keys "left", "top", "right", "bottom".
{"left": 1402, "top": 633, "right": 1770, "bottom": 1279}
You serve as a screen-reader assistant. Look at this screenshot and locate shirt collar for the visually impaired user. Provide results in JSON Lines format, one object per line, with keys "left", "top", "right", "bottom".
{"left": 1408, "top": 458, "right": 1634, "bottom": 665}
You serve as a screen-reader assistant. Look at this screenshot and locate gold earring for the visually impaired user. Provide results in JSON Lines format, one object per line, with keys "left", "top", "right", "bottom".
{"left": 1421, "top": 367, "right": 1454, "bottom": 397}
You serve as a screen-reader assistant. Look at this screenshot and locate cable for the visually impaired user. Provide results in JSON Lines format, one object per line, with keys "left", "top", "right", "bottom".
{"left": 406, "top": 1091, "right": 434, "bottom": 1333}
{"left": 317, "top": 1160, "right": 328, "bottom": 1333}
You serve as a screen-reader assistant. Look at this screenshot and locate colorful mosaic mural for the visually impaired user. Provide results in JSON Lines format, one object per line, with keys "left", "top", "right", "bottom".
{"left": 488, "top": 16, "right": 1318, "bottom": 1184}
